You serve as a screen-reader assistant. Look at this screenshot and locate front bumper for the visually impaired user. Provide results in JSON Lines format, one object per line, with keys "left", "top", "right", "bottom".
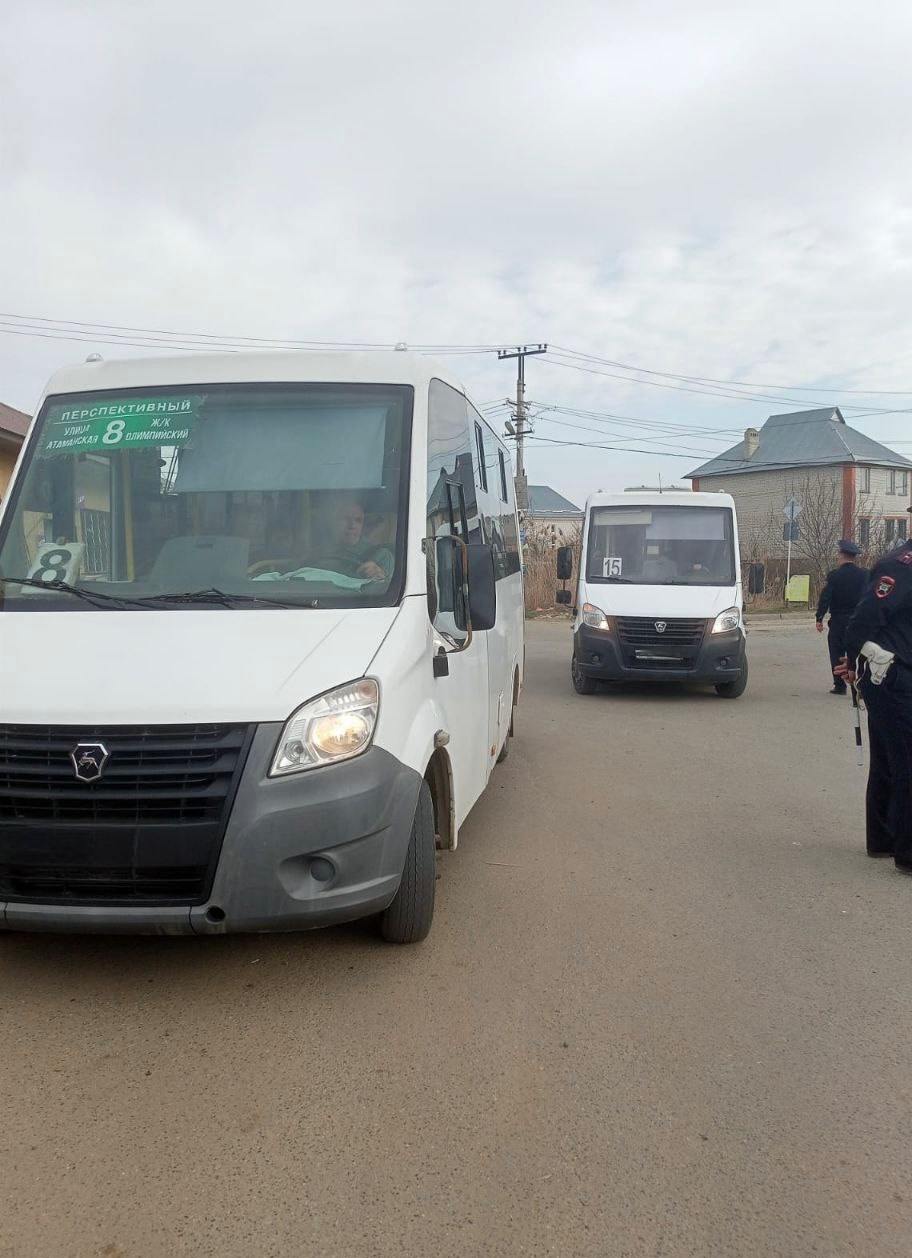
{"left": 0, "top": 732, "right": 423, "bottom": 935}
{"left": 574, "top": 623, "right": 746, "bottom": 683}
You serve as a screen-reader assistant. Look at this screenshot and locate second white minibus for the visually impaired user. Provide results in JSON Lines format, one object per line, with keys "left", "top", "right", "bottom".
{"left": 557, "top": 491, "right": 746, "bottom": 698}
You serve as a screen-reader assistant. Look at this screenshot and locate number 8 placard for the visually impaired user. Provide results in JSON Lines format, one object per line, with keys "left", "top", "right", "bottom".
{"left": 23, "top": 542, "right": 86, "bottom": 592}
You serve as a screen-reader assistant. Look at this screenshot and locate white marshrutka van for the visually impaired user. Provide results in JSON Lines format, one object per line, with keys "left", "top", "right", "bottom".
{"left": 558, "top": 491, "right": 747, "bottom": 698}
{"left": 0, "top": 352, "right": 524, "bottom": 942}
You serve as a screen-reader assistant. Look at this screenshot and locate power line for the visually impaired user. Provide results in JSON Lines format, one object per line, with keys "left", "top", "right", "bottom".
{"left": 517, "top": 432, "right": 903, "bottom": 474}
{"left": 0, "top": 311, "right": 507, "bottom": 352}
{"left": 531, "top": 412, "right": 724, "bottom": 458}
{"left": 538, "top": 352, "right": 902, "bottom": 415}
{"left": 550, "top": 343, "right": 912, "bottom": 398}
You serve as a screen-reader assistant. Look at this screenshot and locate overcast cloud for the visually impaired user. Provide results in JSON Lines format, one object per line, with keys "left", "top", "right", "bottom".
{"left": 3, "top": 0, "right": 912, "bottom": 501}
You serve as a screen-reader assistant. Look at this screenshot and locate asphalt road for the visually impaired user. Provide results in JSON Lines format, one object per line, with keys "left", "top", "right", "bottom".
{"left": 2, "top": 618, "right": 910, "bottom": 1258}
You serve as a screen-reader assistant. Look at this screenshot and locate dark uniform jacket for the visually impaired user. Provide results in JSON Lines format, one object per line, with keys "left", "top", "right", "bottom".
{"left": 816, "top": 562, "right": 868, "bottom": 623}
{"left": 845, "top": 541, "right": 912, "bottom": 666}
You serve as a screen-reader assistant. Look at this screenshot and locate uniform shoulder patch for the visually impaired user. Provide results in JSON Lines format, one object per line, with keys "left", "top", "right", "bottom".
{"left": 876, "top": 575, "right": 897, "bottom": 598}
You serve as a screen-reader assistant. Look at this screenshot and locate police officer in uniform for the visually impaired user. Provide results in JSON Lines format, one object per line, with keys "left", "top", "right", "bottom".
{"left": 836, "top": 518, "right": 912, "bottom": 869}
{"left": 815, "top": 539, "right": 868, "bottom": 694}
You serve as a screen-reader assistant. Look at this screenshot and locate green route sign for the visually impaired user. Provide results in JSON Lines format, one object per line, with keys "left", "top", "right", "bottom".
{"left": 41, "top": 395, "right": 204, "bottom": 455}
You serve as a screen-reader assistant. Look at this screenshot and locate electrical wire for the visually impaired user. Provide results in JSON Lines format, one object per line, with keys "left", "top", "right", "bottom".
{"left": 550, "top": 343, "right": 912, "bottom": 398}
{"left": 538, "top": 352, "right": 903, "bottom": 416}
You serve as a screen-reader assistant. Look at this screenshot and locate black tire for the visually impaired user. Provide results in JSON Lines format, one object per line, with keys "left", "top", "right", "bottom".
{"left": 715, "top": 657, "right": 748, "bottom": 699}
{"left": 571, "top": 653, "right": 598, "bottom": 695}
{"left": 379, "top": 781, "right": 436, "bottom": 944}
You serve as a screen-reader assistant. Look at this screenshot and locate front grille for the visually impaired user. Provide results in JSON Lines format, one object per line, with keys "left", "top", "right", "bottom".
{"left": 0, "top": 864, "right": 209, "bottom": 902}
{"left": 616, "top": 617, "right": 707, "bottom": 647}
{"left": 0, "top": 723, "right": 253, "bottom": 906}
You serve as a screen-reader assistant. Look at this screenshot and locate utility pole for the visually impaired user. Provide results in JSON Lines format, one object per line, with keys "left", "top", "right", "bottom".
{"left": 497, "top": 344, "right": 547, "bottom": 513}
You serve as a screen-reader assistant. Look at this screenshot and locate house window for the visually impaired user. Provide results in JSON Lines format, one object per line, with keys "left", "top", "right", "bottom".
{"left": 888, "top": 469, "right": 907, "bottom": 495}
{"left": 885, "top": 518, "right": 909, "bottom": 544}
{"left": 858, "top": 518, "right": 870, "bottom": 549}
{"left": 901, "top": 470, "right": 910, "bottom": 497}
{"left": 860, "top": 467, "right": 871, "bottom": 494}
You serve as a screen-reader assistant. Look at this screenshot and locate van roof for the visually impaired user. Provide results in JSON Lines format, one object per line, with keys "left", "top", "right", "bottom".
{"left": 585, "top": 490, "right": 735, "bottom": 510}
{"left": 39, "top": 349, "right": 467, "bottom": 400}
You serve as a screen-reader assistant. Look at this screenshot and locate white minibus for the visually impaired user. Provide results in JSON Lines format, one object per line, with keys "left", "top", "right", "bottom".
{"left": 0, "top": 352, "right": 524, "bottom": 942}
{"left": 557, "top": 491, "right": 746, "bottom": 697}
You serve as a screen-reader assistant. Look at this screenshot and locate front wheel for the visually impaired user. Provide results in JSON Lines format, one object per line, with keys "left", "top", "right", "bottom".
{"left": 571, "top": 654, "right": 598, "bottom": 695}
{"left": 715, "top": 657, "right": 748, "bottom": 698}
{"left": 379, "top": 781, "right": 436, "bottom": 944}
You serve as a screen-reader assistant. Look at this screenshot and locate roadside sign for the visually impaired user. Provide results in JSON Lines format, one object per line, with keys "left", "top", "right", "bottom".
{"left": 783, "top": 497, "right": 802, "bottom": 523}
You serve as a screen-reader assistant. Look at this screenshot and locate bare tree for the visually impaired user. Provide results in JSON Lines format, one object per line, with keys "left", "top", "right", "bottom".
{"left": 785, "top": 472, "right": 844, "bottom": 596}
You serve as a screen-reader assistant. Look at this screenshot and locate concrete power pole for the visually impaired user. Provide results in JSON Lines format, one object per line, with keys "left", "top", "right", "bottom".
{"left": 497, "top": 344, "right": 547, "bottom": 513}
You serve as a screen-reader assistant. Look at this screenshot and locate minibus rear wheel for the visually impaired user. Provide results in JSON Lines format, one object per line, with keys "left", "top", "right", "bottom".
{"left": 379, "top": 781, "right": 436, "bottom": 944}
{"left": 571, "top": 654, "right": 598, "bottom": 695}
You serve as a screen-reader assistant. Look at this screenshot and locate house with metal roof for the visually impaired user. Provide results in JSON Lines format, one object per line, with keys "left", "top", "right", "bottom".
{"left": 0, "top": 403, "right": 30, "bottom": 496}
{"left": 687, "top": 408, "right": 911, "bottom": 560}
{"left": 525, "top": 485, "right": 584, "bottom": 541}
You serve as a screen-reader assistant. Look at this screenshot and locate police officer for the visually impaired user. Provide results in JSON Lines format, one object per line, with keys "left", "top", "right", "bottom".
{"left": 815, "top": 539, "right": 868, "bottom": 694}
{"left": 836, "top": 519, "right": 912, "bottom": 869}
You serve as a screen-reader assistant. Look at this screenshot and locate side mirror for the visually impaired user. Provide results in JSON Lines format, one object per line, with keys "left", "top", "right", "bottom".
{"left": 555, "top": 589, "right": 571, "bottom": 605}
{"left": 466, "top": 543, "right": 496, "bottom": 631}
{"left": 432, "top": 535, "right": 470, "bottom": 647}
{"left": 556, "top": 545, "right": 573, "bottom": 581}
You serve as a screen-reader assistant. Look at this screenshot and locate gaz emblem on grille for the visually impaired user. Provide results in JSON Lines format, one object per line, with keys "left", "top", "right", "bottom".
{"left": 654, "top": 621, "right": 667, "bottom": 633}
{"left": 70, "top": 742, "right": 110, "bottom": 783}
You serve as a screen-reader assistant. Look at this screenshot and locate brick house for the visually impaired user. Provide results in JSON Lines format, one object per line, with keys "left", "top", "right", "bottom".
{"left": 0, "top": 403, "right": 29, "bottom": 497}
{"left": 684, "top": 407, "right": 905, "bottom": 551}
{"left": 687, "top": 409, "right": 912, "bottom": 579}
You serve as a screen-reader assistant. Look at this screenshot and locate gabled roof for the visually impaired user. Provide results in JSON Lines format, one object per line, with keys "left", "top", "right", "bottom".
{"left": 0, "top": 402, "right": 30, "bottom": 442}
{"left": 688, "top": 407, "right": 912, "bottom": 479}
{"left": 527, "top": 484, "right": 583, "bottom": 516}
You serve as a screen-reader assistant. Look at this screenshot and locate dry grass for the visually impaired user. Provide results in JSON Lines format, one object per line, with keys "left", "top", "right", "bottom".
{"left": 522, "top": 522, "right": 579, "bottom": 613}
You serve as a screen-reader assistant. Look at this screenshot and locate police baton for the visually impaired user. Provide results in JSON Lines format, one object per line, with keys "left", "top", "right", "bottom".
{"left": 849, "top": 677, "right": 864, "bottom": 768}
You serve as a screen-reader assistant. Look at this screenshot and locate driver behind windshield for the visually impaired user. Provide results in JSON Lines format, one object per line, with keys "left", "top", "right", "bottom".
{"left": 308, "top": 495, "right": 393, "bottom": 583}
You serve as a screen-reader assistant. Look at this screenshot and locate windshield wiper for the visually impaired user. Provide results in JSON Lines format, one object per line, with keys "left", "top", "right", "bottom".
{"left": 0, "top": 576, "right": 149, "bottom": 609}
{"left": 139, "top": 587, "right": 310, "bottom": 610}
{"left": 601, "top": 575, "right": 632, "bottom": 583}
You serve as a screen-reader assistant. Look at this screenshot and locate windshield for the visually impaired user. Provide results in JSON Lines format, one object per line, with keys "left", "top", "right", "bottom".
{"left": 586, "top": 505, "right": 735, "bottom": 586}
{"left": 0, "top": 382, "right": 412, "bottom": 610}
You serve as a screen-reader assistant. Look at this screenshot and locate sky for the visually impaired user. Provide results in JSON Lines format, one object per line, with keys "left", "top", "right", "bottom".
{"left": 3, "top": 0, "right": 912, "bottom": 506}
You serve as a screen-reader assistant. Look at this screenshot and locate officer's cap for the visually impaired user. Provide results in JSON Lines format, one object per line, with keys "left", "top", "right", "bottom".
{"left": 838, "top": 538, "right": 862, "bottom": 556}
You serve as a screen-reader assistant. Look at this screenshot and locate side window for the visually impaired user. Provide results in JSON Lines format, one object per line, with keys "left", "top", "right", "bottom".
{"left": 474, "top": 423, "right": 488, "bottom": 492}
{"left": 426, "top": 380, "right": 478, "bottom": 542}
{"left": 427, "top": 380, "right": 479, "bottom": 632}
{"left": 498, "top": 449, "right": 508, "bottom": 503}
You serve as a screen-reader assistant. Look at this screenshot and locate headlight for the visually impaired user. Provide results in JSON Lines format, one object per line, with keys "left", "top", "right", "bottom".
{"left": 270, "top": 679, "right": 379, "bottom": 776}
{"left": 711, "top": 607, "right": 741, "bottom": 634}
{"left": 581, "top": 602, "right": 609, "bottom": 630}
